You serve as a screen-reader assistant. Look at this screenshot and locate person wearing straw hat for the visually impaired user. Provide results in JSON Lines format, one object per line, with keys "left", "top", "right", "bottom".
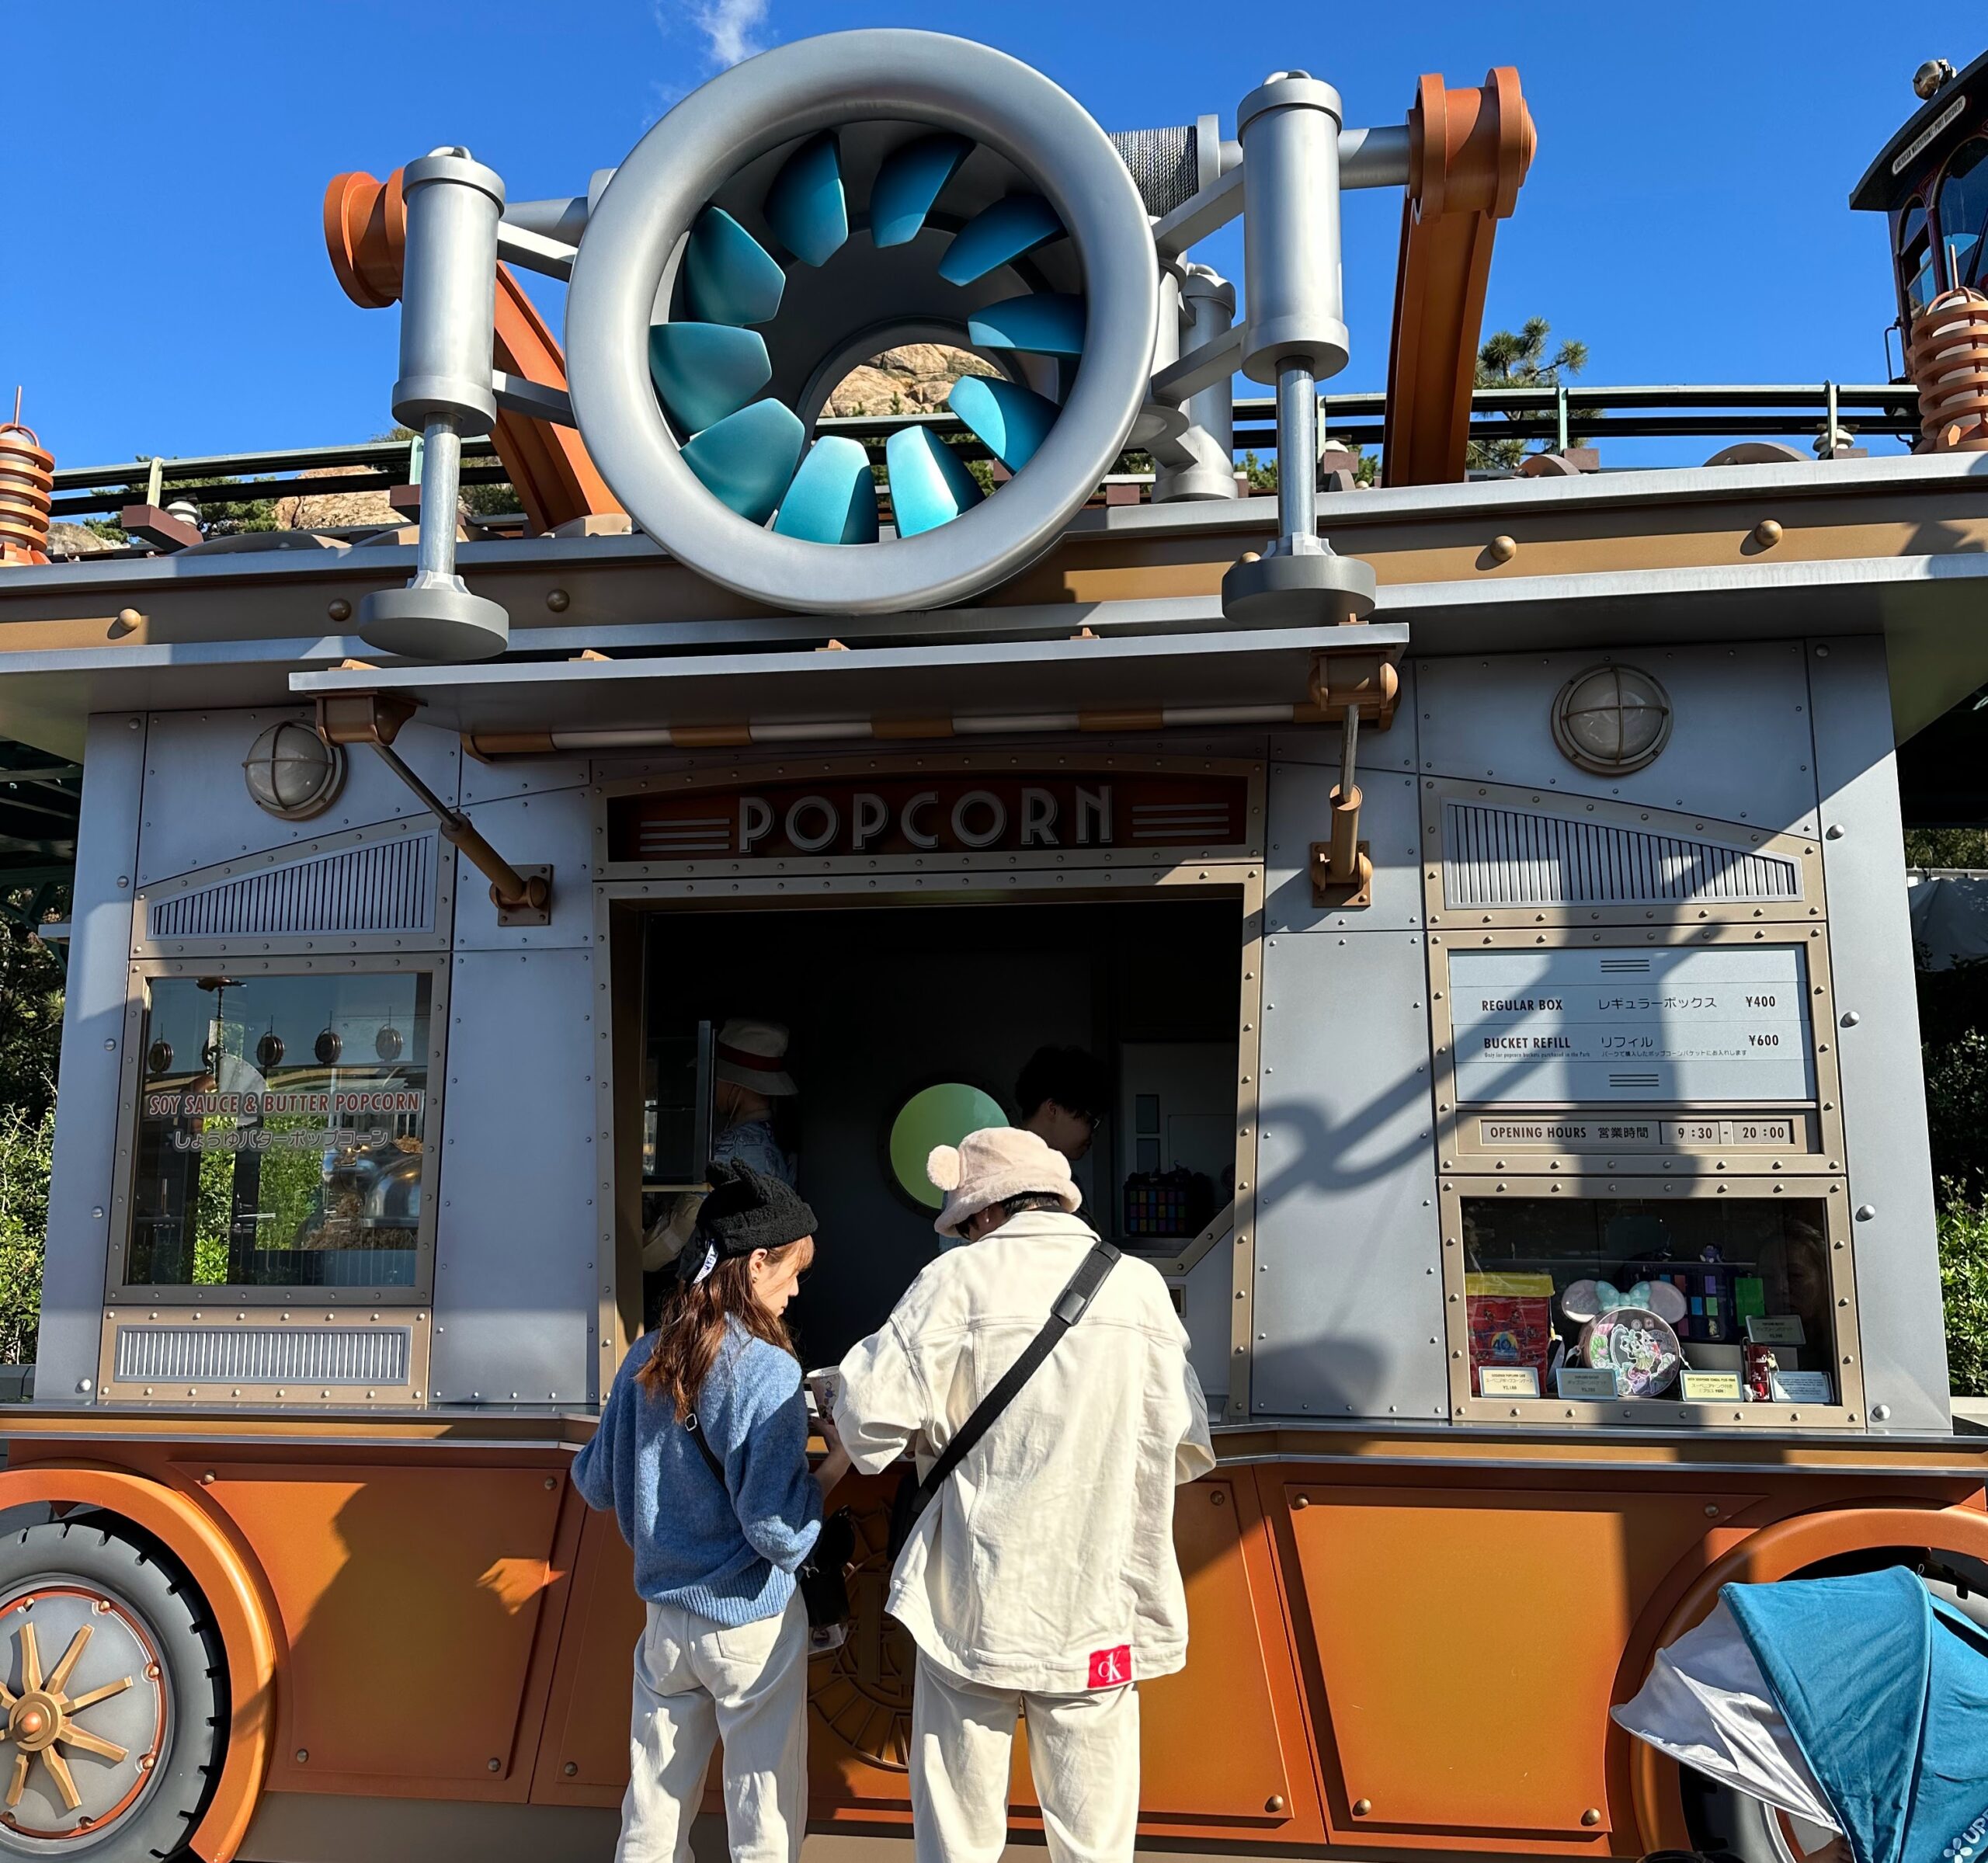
{"left": 645, "top": 1020, "right": 799, "bottom": 1276}
{"left": 832, "top": 1126, "right": 1214, "bottom": 1863}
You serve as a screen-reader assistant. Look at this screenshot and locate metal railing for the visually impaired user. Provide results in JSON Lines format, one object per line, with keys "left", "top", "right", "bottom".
{"left": 45, "top": 382, "right": 1923, "bottom": 521}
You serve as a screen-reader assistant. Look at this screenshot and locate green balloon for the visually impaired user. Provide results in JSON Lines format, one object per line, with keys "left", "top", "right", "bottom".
{"left": 889, "top": 1083, "right": 1006, "bottom": 1209}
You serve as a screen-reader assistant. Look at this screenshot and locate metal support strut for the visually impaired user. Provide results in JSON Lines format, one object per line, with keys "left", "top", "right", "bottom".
{"left": 314, "top": 693, "right": 551, "bottom": 921}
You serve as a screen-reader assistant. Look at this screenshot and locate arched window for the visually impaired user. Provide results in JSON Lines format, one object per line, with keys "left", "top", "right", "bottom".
{"left": 1938, "top": 138, "right": 1988, "bottom": 291}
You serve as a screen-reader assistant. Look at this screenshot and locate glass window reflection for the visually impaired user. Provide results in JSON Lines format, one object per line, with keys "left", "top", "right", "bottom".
{"left": 129, "top": 972, "right": 432, "bottom": 1289}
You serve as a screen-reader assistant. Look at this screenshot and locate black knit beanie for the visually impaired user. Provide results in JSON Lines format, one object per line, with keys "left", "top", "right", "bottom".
{"left": 678, "top": 1159, "right": 816, "bottom": 1286}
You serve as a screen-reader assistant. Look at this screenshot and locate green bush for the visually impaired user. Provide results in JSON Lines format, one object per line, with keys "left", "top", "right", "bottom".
{"left": 0, "top": 1107, "right": 50, "bottom": 1366}
{"left": 1940, "top": 1196, "right": 1988, "bottom": 1398}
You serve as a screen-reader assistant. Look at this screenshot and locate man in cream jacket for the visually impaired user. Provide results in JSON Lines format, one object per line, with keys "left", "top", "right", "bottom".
{"left": 835, "top": 1126, "right": 1215, "bottom": 1863}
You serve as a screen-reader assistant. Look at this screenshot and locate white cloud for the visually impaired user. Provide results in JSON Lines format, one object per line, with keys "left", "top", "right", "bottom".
{"left": 693, "top": 0, "right": 768, "bottom": 66}
{"left": 653, "top": 0, "right": 770, "bottom": 72}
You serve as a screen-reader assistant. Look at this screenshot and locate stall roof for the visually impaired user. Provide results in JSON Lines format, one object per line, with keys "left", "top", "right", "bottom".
{"left": 3, "top": 450, "right": 1987, "bottom": 756}
{"left": 288, "top": 623, "right": 1408, "bottom": 741}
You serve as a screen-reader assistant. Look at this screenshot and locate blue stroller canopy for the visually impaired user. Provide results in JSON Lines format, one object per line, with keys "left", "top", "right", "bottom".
{"left": 1722, "top": 1569, "right": 1988, "bottom": 1863}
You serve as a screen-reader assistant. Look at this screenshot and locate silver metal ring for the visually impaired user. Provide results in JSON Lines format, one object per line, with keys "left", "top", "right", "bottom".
{"left": 565, "top": 29, "right": 1159, "bottom": 615}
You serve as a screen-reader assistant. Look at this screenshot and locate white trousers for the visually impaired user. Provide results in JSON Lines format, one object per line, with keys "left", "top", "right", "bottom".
{"left": 616, "top": 1592, "right": 808, "bottom": 1863}
{"left": 909, "top": 1651, "right": 1140, "bottom": 1863}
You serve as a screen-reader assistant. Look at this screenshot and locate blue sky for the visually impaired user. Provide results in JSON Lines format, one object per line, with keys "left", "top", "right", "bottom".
{"left": 4, "top": 1, "right": 1954, "bottom": 469}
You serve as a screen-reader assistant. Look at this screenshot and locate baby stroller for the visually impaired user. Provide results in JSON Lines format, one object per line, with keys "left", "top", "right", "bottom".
{"left": 1616, "top": 1567, "right": 1988, "bottom": 1863}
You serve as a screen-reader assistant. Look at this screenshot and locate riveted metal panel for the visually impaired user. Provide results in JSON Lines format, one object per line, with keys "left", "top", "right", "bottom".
{"left": 1266, "top": 764, "right": 1425, "bottom": 933}
{"left": 430, "top": 946, "right": 598, "bottom": 1402}
{"left": 450, "top": 788, "right": 597, "bottom": 951}
{"left": 457, "top": 752, "right": 593, "bottom": 809}
{"left": 1253, "top": 928, "right": 1446, "bottom": 1420}
{"left": 1807, "top": 636, "right": 1950, "bottom": 1434}
{"left": 136, "top": 708, "right": 461, "bottom": 888}
{"left": 1416, "top": 644, "right": 1819, "bottom": 837}
{"left": 40, "top": 714, "right": 148, "bottom": 1405}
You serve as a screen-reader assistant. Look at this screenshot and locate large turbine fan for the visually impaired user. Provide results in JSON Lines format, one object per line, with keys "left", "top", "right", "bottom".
{"left": 645, "top": 132, "right": 1080, "bottom": 544}
{"left": 565, "top": 30, "right": 1159, "bottom": 616}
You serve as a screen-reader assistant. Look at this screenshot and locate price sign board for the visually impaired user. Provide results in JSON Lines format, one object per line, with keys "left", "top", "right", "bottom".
{"left": 1449, "top": 947, "right": 1813, "bottom": 1106}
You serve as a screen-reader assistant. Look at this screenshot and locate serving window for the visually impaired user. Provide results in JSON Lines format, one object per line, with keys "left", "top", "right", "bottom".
{"left": 120, "top": 967, "right": 439, "bottom": 1297}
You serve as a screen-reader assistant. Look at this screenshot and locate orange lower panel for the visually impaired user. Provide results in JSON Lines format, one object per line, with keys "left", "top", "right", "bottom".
{"left": 196, "top": 1461, "right": 568, "bottom": 1798}
{"left": 528, "top": 1471, "right": 1317, "bottom": 1841}
{"left": 1277, "top": 1482, "right": 1755, "bottom": 1844}
{"left": 4, "top": 1437, "right": 1981, "bottom": 1858}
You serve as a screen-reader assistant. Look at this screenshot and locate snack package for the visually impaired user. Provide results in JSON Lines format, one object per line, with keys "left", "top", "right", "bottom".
{"left": 1465, "top": 1272, "right": 1555, "bottom": 1397}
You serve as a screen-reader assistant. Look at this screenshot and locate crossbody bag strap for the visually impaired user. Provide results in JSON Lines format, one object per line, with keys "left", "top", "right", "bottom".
{"left": 912, "top": 1239, "right": 1121, "bottom": 1513}
{"left": 685, "top": 1406, "right": 728, "bottom": 1489}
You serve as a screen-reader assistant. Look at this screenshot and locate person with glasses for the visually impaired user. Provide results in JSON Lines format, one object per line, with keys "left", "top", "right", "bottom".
{"left": 1013, "top": 1044, "right": 1108, "bottom": 1163}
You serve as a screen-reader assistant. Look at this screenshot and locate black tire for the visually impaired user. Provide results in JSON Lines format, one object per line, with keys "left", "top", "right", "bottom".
{"left": 0, "top": 1517, "right": 228, "bottom": 1860}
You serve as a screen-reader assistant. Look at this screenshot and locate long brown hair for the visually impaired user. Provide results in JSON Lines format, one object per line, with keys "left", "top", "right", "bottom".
{"left": 637, "top": 1237, "right": 812, "bottom": 1420}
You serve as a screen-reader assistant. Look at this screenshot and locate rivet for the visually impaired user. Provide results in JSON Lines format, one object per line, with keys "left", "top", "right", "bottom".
{"left": 327, "top": 598, "right": 352, "bottom": 622}
{"left": 1484, "top": 534, "right": 1517, "bottom": 565}
{"left": 563, "top": 1760, "right": 579, "bottom": 1777}
{"left": 1265, "top": 1794, "right": 1285, "bottom": 1813}
{"left": 296, "top": 1749, "right": 309, "bottom": 1764}
{"left": 488, "top": 1757, "right": 502, "bottom": 1773}
{"left": 546, "top": 589, "right": 571, "bottom": 612}
{"left": 1750, "top": 518, "right": 1782, "bottom": 547}
{"left": 1353, "top": 1798, "right": 1373, "bottom": 1816}
{"left": 1581, "top": 1808, "right": 1603, "bottom": 1828}
{"left": 1293, "top": 1495, "right": 1310, "bottom": 1510}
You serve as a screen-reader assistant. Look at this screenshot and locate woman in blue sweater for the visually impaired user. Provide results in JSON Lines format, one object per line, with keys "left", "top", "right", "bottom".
{"left": 575, "top": 1159, "right": 850, "bottom": 1863}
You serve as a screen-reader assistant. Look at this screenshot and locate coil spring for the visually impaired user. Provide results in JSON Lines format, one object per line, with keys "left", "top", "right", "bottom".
{"left": 0, "top": 420, "right": 54, "bottom": 565}
{"left": 1909, "top": 287, "right": 1988, "bottom": 452}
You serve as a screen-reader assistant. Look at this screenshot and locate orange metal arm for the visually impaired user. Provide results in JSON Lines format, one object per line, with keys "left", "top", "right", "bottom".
{"left": 322, "top": 169, "right": 622, "bottom": 534}
{"left": 1381, "top": 68, "right": 1536, "bottom": 487}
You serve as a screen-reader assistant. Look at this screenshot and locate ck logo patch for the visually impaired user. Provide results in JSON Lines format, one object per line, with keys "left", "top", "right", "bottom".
{"left": 1087, "top": 1645, "right": 1131, "bottom": 1688}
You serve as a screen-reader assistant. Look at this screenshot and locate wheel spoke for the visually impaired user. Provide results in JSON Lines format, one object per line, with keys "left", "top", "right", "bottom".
{"left": 44, "top": 1625, "right": 90, "bottom": 1698}
{"left": 40, "top": 1744, "right": 80, "bottom": 1812}
{"left": 18, "top": 1622, "right": 39, "bottom": 1694}
{"left": 5, "top": 1751, "right": 24, "bottom": 1807}
{"left": 62, "top": 1676, "right": 131, "bottom": 1714}
{"left": 55, "top": 1724, "right": 127, "bottom": 1764}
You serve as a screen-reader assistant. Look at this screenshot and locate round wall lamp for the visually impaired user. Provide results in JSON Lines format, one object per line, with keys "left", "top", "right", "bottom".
{"left": 1551, "top": 663, "right": 1673, "bottom": 776}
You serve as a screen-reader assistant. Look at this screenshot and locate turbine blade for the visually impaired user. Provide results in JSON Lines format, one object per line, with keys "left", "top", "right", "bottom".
{"left": 680, "top": 399, "right": 806, "bottom": 525}
{"left": 938, "top": 196, "right": 1064, "bottom": 286}
{"left": 684, "top": 207, "right": 785, "bottom": 327}
{"left": 870, "top": 133, "right": 972, "bottom": 247}
{"left": 966, "top": 294, "right": 1086, "bottom": 358}
{"left": 648, "top": 322, "right": 773, "bottom": 436}
{"left": 885, "top": 426, "right": 985, "bottom": 537}
{"left": 947, "top": 374, "right": 1059, "bottom": 473}
{"left": 773, "top": 436, "right": 880, "bottom": 544}
{"left": 765, "top": 133, "right": 848, "bottom": 267}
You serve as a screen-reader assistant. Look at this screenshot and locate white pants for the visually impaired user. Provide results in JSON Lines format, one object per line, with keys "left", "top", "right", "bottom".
{"left": 617, "top": 1592, "right": 808, "bottom": 1863}
{"left": 910, "top": 1651, "right": 1140, "bottom": 1863}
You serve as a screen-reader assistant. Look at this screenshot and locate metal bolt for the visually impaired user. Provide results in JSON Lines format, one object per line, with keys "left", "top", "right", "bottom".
{"left": 1353, "top": 1798, "right": 1372, "bottom": 1816}
{"left": 1581, "top": 1809, "right": 1603, "bottom": 1828}
{"left": 296, "top": 1749, "right": 309, "bottom": 1764}
{"left": 328, "top": 598, "right": 352, "bottom": 622}
{"left": 546, "top": 589, "right": 571, "bottom": 612}
{"left": 1265, "top": 1795, "right": 1285, "bottom": 1813}
{"left": 488, "top": 1758, "right": 502, "bottom": 1773}
{"left": 1750, "top": 519, "right": 1782, "bottom": 548}
{"left": 1293, "top": 1495, "right": 1310, "bottom": 1510}
{"left": 563, "top": 1760, "right": 579, "bottom": 1777}
{"left": 1484, "top": 535, "right": 1517, "bottom": 565}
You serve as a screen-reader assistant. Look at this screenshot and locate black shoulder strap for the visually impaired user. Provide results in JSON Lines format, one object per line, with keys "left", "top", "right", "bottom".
{"left": 685, "top": 1407, "right": 728, "bottom": 1489}
{"left": 913, "top": 1239, "right": 1121, "bottom": 1512}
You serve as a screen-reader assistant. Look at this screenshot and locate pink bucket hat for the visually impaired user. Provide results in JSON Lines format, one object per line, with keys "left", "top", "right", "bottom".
{"left": 928, "top": 1126, "right": 1081, "bottom": 1238}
